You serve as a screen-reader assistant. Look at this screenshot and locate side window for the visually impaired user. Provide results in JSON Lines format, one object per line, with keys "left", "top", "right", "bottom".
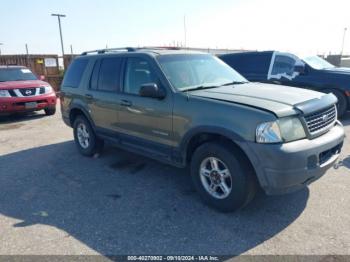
{"left": 124, "top": 58, "right": 157, "bottom": 95}
{"left": 97, "top": 57, "right": 122, "bottom": 92}
{"left": 63, "top": 59, "right": 88, "bottom": 88}
{"left": 271, "top": 55, "right": 296, "bottom": 76}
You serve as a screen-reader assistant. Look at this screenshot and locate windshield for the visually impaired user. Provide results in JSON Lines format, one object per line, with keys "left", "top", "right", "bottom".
{"left": 0, "top": 68, "right": 38, "bottom": 82}
{"left": 303, "top": 56, "right": 335, "bottom": 70}
{"left": 157, "top": 54, "right": 248, "bottom": 91}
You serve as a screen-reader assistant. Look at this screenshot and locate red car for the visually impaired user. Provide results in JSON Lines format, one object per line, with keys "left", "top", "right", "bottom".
{"left": 0, "top": 66, "right": 57, "bottom": 116}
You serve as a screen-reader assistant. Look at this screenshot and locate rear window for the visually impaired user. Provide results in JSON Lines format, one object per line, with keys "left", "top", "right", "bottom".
{"left": 220, "top": 53, "right": 271, "bottom": 75}
{"left": 63, "top": 59, "right": 88, "bottom": 88}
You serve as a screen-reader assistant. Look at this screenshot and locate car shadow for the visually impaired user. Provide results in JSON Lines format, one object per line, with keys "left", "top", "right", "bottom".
{"left": 338, "top": 155, "right": 350, "bottom": 169}
{"left": 0, "top": 111, "right": 46, "bottom": 125}
{"left": 0, "top": 141, "right": 309, "bottom": 255}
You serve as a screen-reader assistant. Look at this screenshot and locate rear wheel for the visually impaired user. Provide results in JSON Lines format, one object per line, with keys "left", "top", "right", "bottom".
{"left": 44, "top": 107, "right": 56, "bottom": 116}
{"left": 73, "top": 115, "right": 104, "bottom": 156}
{"left": 190, "top": 142, "right": 257, "bottom": 212}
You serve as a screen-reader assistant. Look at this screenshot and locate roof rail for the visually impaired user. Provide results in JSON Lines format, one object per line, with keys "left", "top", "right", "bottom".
{"left": 81, "top": 47, "right": 136, "bottom": 55}
{"left": 80, "top": 46, "right": 184, "bottom": 56}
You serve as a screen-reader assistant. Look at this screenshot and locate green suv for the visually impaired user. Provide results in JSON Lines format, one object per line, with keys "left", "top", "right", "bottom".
{"left": 60, "top": 47, "right": 345, "bottom": 212}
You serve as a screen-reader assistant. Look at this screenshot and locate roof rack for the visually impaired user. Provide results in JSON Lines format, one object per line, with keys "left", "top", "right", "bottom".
{"left": 80, "top": 46, "right": 183, "bottom": 56}
{"left": 81, "top": 47, "right": 136, "bottom": 55}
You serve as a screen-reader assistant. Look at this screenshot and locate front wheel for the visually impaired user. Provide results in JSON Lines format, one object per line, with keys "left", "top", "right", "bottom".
{"left": 190, "top": 142, "right": 257, "bottom": 212}
{"left": 73, "top": 115, "right": 104, "bottom": 156}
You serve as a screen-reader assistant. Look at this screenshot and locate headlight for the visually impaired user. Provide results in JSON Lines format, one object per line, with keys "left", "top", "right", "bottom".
{"left": 0, "top": 90, "right": 11, "bottom": 97}
{"left": 256, "top": 117, "right": 306, "bottom": 144}
{"left": 256, "top": 121, "right": 282, "bottom": 143}
{"left": 278, "top": 117, "right": 306, "bottom": 142}
{"left": 44, "top": 85, "right": 53, "bottom": 94}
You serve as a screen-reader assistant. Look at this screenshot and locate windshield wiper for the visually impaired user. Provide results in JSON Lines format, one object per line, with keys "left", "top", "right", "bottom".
{"left": 220, "top": 81, "right": 249, "bottom": 86}
{"left": 182, "top": 84, "right": 220, "bottom": 92}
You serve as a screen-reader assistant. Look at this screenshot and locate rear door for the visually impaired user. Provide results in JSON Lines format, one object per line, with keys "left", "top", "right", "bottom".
{"left": 86, "top": 56, "right": 122, "bottom": 132}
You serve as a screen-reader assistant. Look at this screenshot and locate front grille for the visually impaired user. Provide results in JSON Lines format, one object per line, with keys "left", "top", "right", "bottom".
{"left": 19, "top": 88, "right": 37, "bottom": 96}
{"left": 304, "top": 105, "right": 337, "bottom": 135}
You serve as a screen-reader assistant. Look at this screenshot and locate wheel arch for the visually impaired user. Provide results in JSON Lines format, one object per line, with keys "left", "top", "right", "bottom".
{"left": 181, "top": 126, "right": 254, "bottom": 170}
{"left": 69, "top": 105, "right": 96, "bottom": 129}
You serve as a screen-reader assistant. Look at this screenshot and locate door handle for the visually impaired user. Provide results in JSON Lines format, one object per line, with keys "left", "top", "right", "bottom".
{"left": 85, "top": 94, "right": 93, "bottom": 99}
{"left": 120, "top": 100, "right": 132, "bottom": 107}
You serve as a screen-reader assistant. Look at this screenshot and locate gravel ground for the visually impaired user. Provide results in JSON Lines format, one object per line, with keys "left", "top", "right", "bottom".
{"left": 0, "top": 105, "right": 349, "bottom": 257}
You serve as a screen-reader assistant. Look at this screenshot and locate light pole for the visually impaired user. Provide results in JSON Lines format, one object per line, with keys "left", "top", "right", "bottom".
{"left": 341, "top": 27, "right": 347, "bottom": 56}
{"left": 184, "top": 15, "right": 187, "bottom": 48}
{"left": 51, "top": 13, "right": 66, "bottom": 57}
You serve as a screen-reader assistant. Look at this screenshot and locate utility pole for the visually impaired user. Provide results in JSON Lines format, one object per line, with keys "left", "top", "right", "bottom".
{"left": 0, "top": 43, "right": 3, "bottom": 55}
{"left": 51, "top": 13, "right": 66, "bottom": 57}
{"left": 184, "top": 15, "right": 187, "bottom": 48}
{"left": 341, "top": 27, "right": 347, "bottom": 56}
{"left": 25, "top": 43, "right": 29, "bottom": 67}
{"left": 70, "top": 44, "right": 73, "bottom": 55}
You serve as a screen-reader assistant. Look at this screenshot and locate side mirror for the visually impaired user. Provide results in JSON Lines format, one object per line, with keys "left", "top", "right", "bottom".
{"left": 39, "top": 75, "right": 46, "bottom": 81}
{"left": 294, "top": 64, "right": 306, "bottom": 75}
{"left": 139, "top": 83, "right": 166, "bottom": 99}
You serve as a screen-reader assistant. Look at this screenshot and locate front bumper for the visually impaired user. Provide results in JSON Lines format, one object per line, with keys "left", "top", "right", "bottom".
{"left": 246, "top": 122, "right": 345, "bottom": 195}
{"left": 0, "top": 93, "right": 57, "bottom": 115}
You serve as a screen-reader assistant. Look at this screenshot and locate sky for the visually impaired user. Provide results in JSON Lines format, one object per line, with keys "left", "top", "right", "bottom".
{"left": 0, "top": 0, "right": 349, "bottom": 56}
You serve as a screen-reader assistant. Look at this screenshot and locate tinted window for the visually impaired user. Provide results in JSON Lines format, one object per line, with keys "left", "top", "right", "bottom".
{"left": 271, "top": 55, "right": 296, "bottom": 76}
{"left": 63, "top": 59, "right": 88, "bottom": 88}
{"left": 220, "top": 53, "right": 271, "bottom": 75}
{"left": 98, "top": 57, "right": 122, "bottom": 92}
{"left": 124, "top": 58, "right": 157, "bottom": 95}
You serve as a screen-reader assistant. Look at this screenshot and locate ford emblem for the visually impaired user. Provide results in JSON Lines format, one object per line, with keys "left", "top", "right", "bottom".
{"left": 322, "top": 114, "right": 329, "bottom": 122}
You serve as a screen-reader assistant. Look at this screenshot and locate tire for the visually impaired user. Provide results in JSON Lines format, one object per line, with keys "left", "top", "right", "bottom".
{"left": 190, "top": 142, "right": 257, "bottom": 212}
{"left": 73, "top": 115, "right": 104, "bottom": 156}
{"left": 44, "top": 107, "right": 56, "bottom": 116}
{"left": 323, "top": 89, "right": 348, "bottom": 118}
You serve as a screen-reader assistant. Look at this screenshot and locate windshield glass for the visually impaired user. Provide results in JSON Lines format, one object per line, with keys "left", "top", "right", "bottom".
{"left": 0, "top": 68, "right": 37, "bottom": 82}
{"left": 157, "top": 54, "right": 247, "bottom": 91}
{"left": 303, "top": 56, "right": 335, "bottom": 70}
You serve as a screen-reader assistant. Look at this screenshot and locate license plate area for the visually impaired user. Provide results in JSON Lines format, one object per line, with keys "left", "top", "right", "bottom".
{"left": 319, "top": 142, "right": 342, "bottom": 166}
{"left": 25, "top": 102, "right": 37, "bottom": 109}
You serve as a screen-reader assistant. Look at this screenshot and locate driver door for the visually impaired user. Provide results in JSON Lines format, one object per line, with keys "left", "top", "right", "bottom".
{"left": 116, "top": 56, "right": 174, "bottom": 158}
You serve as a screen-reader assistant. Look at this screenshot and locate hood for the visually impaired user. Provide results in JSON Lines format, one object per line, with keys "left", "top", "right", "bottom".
{"left": 0, "top": 80, "right": 48, "bottom": 90}
{"left": 189, "top": 82, "right": 337, "bottom": 117}
{"left": 322, "top": 67, "right": 350, "bottom": 75}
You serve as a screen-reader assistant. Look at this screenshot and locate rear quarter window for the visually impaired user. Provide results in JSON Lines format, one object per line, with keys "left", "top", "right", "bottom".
{"left": 62, "top": 59, "right": 89, "bottom": 88}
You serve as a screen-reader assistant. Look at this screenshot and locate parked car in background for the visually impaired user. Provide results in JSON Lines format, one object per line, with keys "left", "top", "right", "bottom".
{"left": 219, "top": 51, "right": 350, "bottom": 118}
{"left": 341, "top": 57, "right": 350, "bottom": 68}
{"left": 0, "top": 66, "right": 56, "bottom": 116}
{"left": 61, "top": 47, "right": 344, "bottom": 212}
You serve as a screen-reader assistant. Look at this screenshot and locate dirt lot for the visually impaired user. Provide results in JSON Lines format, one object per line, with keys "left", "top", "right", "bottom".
{"left": 0, "top": 105, "right": 350, "bottom": 256}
